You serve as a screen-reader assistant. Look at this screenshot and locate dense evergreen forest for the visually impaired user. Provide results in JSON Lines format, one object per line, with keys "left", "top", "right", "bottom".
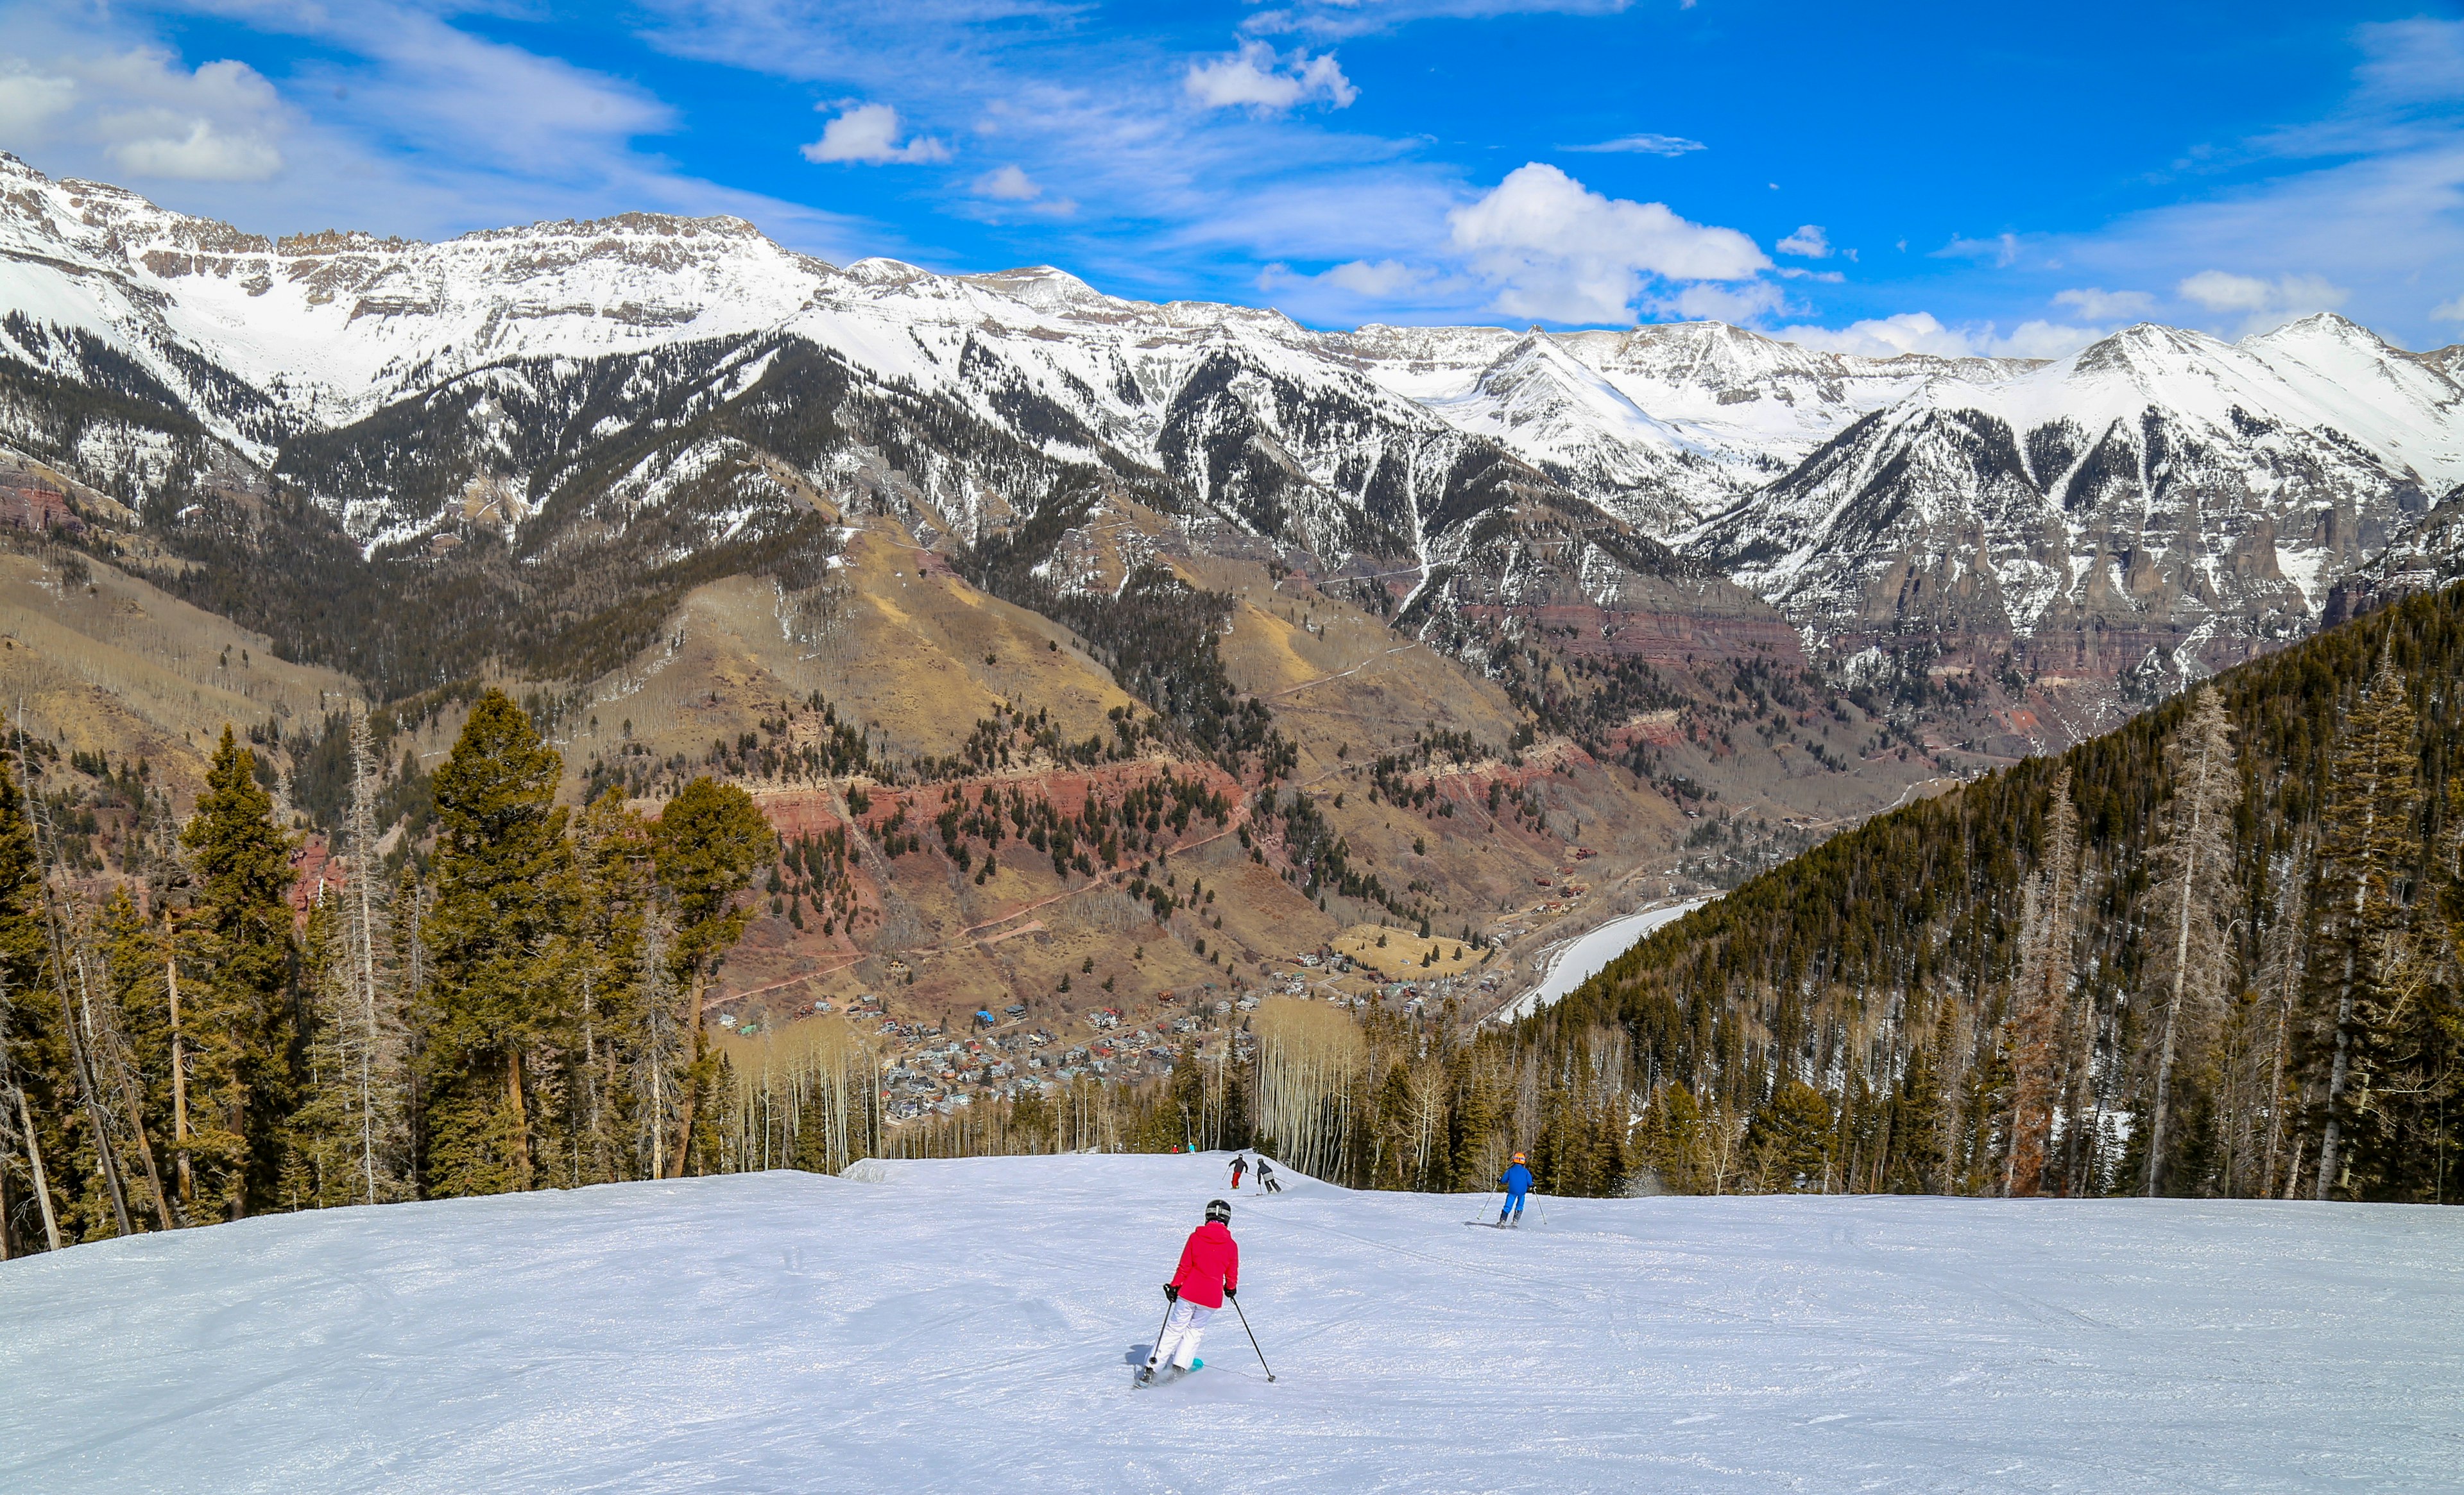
{"left": 1537, "top": 582, "right": 2464, "bottom": 1203}
{"left": 0, "top": 692, "right": 776, "bottom": 1251}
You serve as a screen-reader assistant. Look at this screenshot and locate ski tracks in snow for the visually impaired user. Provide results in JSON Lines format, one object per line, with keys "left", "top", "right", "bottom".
{"left": 4, "top": 1156, "right": 2461, "bottom": 1492}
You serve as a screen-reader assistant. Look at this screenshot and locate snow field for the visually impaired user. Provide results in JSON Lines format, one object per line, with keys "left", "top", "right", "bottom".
{"left": 3, "top": 1153, "right": 2459, "bottom": 1492}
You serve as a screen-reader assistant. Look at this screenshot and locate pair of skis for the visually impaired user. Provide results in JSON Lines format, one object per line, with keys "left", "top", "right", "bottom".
{"left": 1464, "top": 1218, "right": 1523, "bottom": 1228}
{"left": 1133, "top": 1360, "right": 1201, "bottom": 1388}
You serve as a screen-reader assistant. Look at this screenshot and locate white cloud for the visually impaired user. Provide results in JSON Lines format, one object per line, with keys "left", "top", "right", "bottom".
{"left": 1185, "top": 40, "right": 1356, "bottom": 113}
{"left": 1447, "top": 162, "right": 1770, "bottom": 323}
{"left": 801, "top": 101, "right": 950, "bottom": 164}
{"left": 1564, "top": 133, "right": 1703, "bottom": 156}
{"left": 1774, "top": 312, "right": 2107, "bottom": 361}
{"left": 2432, "top": 295, "right": 2464, "bottom": 325}
{"left": 1993, "top": 320, "right": 2109, "bottom": 359}
{"left": 2354, "top": 17, "right": 2464, "bottom": 104}
{"left": 0, "top": 3, "right": 873, "bottom": 262}
{"left": 0, "top": 47, "right": 291, "bottom": 183}
{"left": 1320, "top": 258, "right": 1425, "bottom": 296}
{"left": 1258, "top": 257, "right": 1433, "bottom": 300}
{"left": 1775, "top": 224, "right": 1830, "bottom": 259}
{"left": 2052, "top": 287, "right": 2155, "bottom": 321}
{"left": 0, "top": 63, "right": 76, "bottom": 136}
{"left": 1935, "top": 232, "right": 2023, "bottom": 267}
{"left": 2177, "top": 269, "right": 2346, "bottom": 316}
{"left": 110, "top": 118, "right": 283, "bottom": 182}
{"left": 1777, "top": 312, "right": 1974, "bottom": 358}
{"left": 973, "top": 164, "right": 1040, "bottom": 200}
{"left": 963, "top": 162, "right": 1075, "bottom": 218}
{"left": 1670, "top": 281, "right": 1784, "bottom": 321}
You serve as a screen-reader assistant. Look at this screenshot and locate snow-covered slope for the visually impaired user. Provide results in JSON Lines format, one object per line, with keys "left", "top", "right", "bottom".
{"left": 0, "top": 157, "right": 831, "bottom": 443}
{"left": 3, "top": 1155, "right": 2456, "bottom": 1492}
{"left": 1355, "top": 320, "right": 2024, "bottom": 534}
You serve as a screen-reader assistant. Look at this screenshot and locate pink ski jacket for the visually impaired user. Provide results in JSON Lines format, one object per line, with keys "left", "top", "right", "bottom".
{"left": 1168, "top": 1222, "right": 1241, "bottom": 1308}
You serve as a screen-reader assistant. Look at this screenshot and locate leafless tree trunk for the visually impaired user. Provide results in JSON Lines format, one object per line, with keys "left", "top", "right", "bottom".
{"left": 2145, "top": 688, "right": 2237, "bottom": 1197}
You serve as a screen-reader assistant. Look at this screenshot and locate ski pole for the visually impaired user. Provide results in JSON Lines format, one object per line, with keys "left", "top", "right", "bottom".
{"left": 1229, "top": 1294, "right": 1276, "bottom": 1382}
{"left": 1145, "top": 1292, "right": 1175, "bottom": 1374}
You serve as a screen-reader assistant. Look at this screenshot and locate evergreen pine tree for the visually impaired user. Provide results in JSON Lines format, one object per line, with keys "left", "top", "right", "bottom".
{"left": 0, "top": 756, "right": 65, "bottom": 1250}
{"left": 175, "top": 727, "right": 298, "bottom": 1220}
{"left": 571, "top": 789, "right": 653, "bottom": 1185}
{"left": 648, "top": 777, "right": 773, "bottom": 1177}
{"left": 420, "top": 692, "right": 576, "bottom": 1197}
{"left": 2306, "top": 651, "right": 2420, "bottom": 1200}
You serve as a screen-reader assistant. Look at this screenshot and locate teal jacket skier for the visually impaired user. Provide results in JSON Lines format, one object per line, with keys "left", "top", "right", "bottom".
{"left": 1499, "top": 1154, "right": 1532, "bottom": 1226}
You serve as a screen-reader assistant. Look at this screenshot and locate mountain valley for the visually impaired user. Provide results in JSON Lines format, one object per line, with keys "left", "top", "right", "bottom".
{"left": 4, "top": 151, "right": 2461, "bottom": 1063}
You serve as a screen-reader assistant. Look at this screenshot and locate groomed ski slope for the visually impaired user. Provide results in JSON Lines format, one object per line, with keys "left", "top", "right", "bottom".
{"left": 3, "top": 1155, "right": 2458, "bottom": 1493}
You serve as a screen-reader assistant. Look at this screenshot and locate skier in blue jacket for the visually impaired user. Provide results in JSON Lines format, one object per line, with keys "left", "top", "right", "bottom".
{"left": 1498, "top": 1152, "right": 1533, "bottom": 1227}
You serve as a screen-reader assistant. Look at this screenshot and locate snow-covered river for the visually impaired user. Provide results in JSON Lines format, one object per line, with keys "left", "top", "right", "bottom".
{"left": 1494, "top": 896, "right": 1712, "bottom": 1022}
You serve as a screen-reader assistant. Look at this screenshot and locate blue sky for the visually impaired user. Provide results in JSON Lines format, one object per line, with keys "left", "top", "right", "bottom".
{"left": 1, "top": 2, "right": 2459, "bottom": 355}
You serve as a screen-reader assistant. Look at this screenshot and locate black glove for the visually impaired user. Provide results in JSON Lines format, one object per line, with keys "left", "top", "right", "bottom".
{"left": 1163, "top": 1284, "right": 1179, "bottom": 1302}
{"left": 1223, "top": 1286, "right": 1236, "bottom": 1301}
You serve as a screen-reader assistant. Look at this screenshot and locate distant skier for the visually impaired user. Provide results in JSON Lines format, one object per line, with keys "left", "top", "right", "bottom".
{"left": 1228, "top": 1153, "right": 1249, "bottom": 1191}
{"left": 1140, "top": 1199, "right": 1240, "bottom": 1385}
{"left": 1498, "top": 1153, "right": 1532, "bottom": 1227}
{"left": 1256, "top": 1158, "right": 1281, "bottom": 1193}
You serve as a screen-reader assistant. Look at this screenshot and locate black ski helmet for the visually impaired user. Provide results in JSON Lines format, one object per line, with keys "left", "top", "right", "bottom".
{"left": 1205, "top": 1198, "right": 1232, "bottom": 1225}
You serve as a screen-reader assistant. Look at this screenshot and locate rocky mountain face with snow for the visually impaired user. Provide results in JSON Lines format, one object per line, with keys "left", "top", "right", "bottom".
{"left": 6, "top": 150, "right": 2461, "bottom": 744}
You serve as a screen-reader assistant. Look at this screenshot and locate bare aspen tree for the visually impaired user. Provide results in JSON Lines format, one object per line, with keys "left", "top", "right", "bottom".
{"left": 166, "top": 957, "right": 191, "bottom": 1206}
{"left": 2143, "top": 687, "right": 2239, "bottom": 1196}
{"left": 76, "top": 923, "right": 174, "bottom": 1230}
{"left": 2005, "top": 769, "right": 2078, "bottom": 1197}
{"left": 11, "top": 1081, "right": 62, "bottom": 1250}
{"left": 20, "top": 726, "right": 133, "bottom": 1236}
{"left": 2254, "top": 835, "right": 2311, "bottom": 1199}
{"left": 340, "top": 710, "right": 406, "bottom": 1204}
{"left": 1253, "top": 998, "right": 1365, "bottom": 1179}
{"left": 635, "top": 902, "right": 683, "bottom": 1180}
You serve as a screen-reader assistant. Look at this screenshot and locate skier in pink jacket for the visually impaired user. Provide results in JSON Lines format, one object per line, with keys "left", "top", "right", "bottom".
{"left": 1140, "top": 1199, "right": 1240, "bottom": 1384}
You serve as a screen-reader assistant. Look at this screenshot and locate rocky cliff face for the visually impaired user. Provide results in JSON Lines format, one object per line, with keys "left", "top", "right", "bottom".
{"left": 1691, "top": 316, "right": 2464, "bottom": 720}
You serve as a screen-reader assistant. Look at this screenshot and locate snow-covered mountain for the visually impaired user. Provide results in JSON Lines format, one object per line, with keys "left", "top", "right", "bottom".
{"left": 7, "top": 150, "right": 2463, "bottom": 708}
{"left": 0, "top": 151, "right": 1975, "bottom": 554}
{"left": 1691, "top": 316, "right": 2464, "bottom": 681}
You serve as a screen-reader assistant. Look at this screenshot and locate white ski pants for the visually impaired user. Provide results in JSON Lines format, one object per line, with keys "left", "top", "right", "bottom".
{"left": 1152, "top": 1299, "right": 1215, "bottom": 1369}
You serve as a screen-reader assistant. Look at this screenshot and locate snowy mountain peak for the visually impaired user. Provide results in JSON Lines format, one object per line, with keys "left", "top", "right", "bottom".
{"left": 959, "top": 264, "right": 1116, "bottom": 313}
{"left": 843, "top": 256, "right": 932, "bottom": 285}
{"left": 2245, "top": 310, "right": 2388, "bottom": 355}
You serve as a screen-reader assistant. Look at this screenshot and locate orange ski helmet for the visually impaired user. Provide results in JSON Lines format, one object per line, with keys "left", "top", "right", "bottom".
{"left": 1512, "top": 1152, "right": 1526, "bottom": 1163}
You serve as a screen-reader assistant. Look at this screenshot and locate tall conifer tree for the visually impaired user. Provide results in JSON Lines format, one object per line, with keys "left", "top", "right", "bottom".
{"left": 421, "top": 692, "right": 576, "bottom": 1197}
{"left": 0, "top": 756, "right": 63, "bottom": 1250}
{"left": 2306, "top": 651, "right": 2420, "bottom": 1200}
{"left": 648, "top": 777, "right": 771, "bottom": 1177}
{"left": 175, "top": 728, "right": 298, "bottom": 1220}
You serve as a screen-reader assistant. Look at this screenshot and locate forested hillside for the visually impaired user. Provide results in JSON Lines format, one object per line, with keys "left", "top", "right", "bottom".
{"left": 0, "top": 693, "right": 781, "bottom": 1249}
{"left": 1533, "top": 581, "right": 2464, "bottom": 1203}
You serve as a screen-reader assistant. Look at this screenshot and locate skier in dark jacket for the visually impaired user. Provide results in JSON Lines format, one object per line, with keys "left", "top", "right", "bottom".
{"left": 1141, "top": 1199, "right": 1240, "bottom": 1384}
{"left": 1228, "top": 1153, "right": 1249, "bottom": 1191}
{"left": 1256, "top": 1157, "right": 1280, "bottom": 1193}
{"left": 1498, "top": 1153, "right": 1533, "bottom": 1227}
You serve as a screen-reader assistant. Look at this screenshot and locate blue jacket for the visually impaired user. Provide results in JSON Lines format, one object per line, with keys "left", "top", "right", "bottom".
{"left": 1502, "top": 1163, "right": 1533, "bottom": 1195}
